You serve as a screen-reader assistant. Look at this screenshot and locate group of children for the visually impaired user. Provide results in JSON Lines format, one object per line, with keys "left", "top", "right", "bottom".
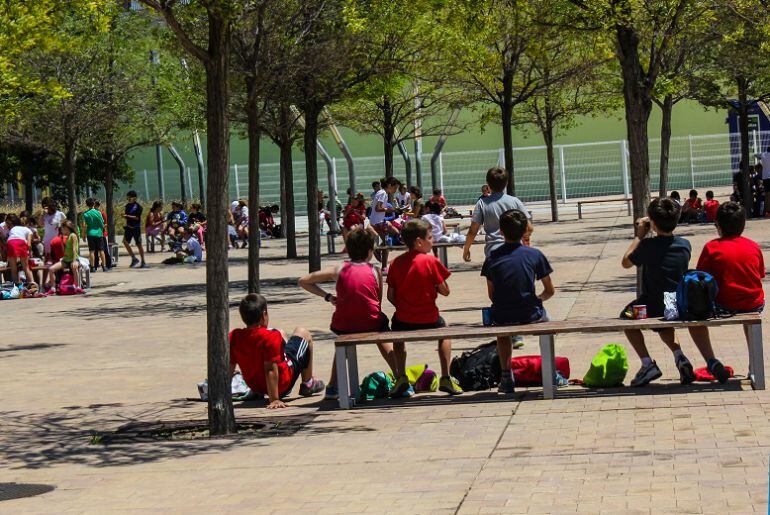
{"left": 227, "top": 163, "right": 766, "bottom": 408}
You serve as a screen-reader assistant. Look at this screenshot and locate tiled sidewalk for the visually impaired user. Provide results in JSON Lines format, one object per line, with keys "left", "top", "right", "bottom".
{"left": 1, "top": 207, "right": 767, "bottom": 513}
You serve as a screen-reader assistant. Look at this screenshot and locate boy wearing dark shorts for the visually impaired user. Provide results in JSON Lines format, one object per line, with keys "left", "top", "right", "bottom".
{"left": 82, "top": 198, "right": 108, "bottom": 273}
{"left": 386, "top": 219, "right": 463, "bottom": 397}
{"left": 481, "top": 209, "right": 555, "bottom": 394}
{"left": 688, "top": 202, "right": 764, "bottom": 381}
{"left": 229, "top": 294, "right": 324, "bottom": 408}
{"left": 121, "top": 191, "right": 147, "bottom": 268}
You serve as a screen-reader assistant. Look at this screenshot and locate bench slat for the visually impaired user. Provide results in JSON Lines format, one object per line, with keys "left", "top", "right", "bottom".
{"left": 334, "top": 313, "right": 761, "bottom": 346}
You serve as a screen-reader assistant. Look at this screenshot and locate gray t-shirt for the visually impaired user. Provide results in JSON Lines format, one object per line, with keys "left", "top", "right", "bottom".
{"left": 471, "top": 192, "right": 530, "bottom": 256}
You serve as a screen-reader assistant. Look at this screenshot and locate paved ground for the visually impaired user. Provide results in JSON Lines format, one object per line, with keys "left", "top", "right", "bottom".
{"left": 1, "top": 201, "right": 768, "bottom": 514}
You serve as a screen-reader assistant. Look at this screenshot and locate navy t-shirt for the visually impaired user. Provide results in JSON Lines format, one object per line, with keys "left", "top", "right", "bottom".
{"left": 481, "top": 242, "right": 553, "bottom": 325}
{"left": 124, "top": 202, "right": 143, "bottom": 229}
{"left": 629, "top": 235, "right": 691, "bottom": 317}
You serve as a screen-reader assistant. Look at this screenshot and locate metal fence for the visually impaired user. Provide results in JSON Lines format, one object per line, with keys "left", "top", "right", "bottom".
{"left": 7, "top": 130, "right": 768, "bottom": 212}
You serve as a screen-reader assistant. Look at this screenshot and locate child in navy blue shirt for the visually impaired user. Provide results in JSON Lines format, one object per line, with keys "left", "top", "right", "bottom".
{"left": 481, "top": 209, "right": 555, "bottom": 394}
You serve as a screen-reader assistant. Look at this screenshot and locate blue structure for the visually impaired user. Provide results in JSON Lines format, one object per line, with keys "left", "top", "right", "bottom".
{"left": 727, "top": 100, "right": 770, "bottom": 135}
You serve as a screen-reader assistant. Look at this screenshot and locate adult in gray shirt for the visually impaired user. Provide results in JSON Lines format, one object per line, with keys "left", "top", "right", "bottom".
{"left": 463, "top": 166, "right": 531, "bottom": 262}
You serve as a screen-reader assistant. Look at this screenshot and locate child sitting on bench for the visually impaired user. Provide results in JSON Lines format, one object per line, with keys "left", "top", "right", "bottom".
{"left": 298, "top": 227, "right": 396, "bottom": 400}
{"left": 386, "top": 219, "right": 463, "bottom": 398}
{"left": 229, "top": 294, "right": 325, "bottom": 409}
{"left": 688, "top": 201, "right": 763, "bottom": 381}
{"left": 481, "top": 209, "right": 555, "bottom": 394}
{"left": 621, "top": 197, "right": 728, "bottom": 387}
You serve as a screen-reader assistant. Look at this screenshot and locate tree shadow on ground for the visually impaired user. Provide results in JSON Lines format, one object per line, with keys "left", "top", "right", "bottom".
{"left": 0, "top": 343, "right": 67, "bottom": 358}
{"left": 50, "top": 277, "right": 309, "bottom": 320}
{"left": 0, "top": 400, "right": 375, "bottom": 470}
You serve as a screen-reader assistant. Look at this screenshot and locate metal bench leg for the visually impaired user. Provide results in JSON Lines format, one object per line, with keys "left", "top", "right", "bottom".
{"left": 626, "top": 199, "right": 632, "bottom": 216}
{"left": 578, "top": 204, "right": 582, "bottom": 220}
{"left": 346, "top": 345, "right": 360, "bottom": 400}
{"left": 335, "top": 345, "right": 352, "bottom": 409}
{"left": 439, "top": 247, "right": 448, "bottom": 268}
{"left": 748, "top": 324, "right": 765, "bottom": 390}
{"left": 539, "top": 334, "right": 556, "bottom": 399}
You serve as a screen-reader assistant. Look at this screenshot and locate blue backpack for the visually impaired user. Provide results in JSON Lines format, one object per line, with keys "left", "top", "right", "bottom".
{"left": 676, "top": 270, "right": 719, "bottom": 320}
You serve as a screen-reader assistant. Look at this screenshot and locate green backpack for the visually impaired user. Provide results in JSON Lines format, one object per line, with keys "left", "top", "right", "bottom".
{"left": 357, "top": 372, "right": 394, "bottom": 402}
{"left": 583, "top": 344, "right": 629, "bottom": 387}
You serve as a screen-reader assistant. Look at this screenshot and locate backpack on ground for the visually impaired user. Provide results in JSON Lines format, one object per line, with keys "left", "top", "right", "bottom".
{"left": 676, "top": 270, "right": 719, "bottom": 320}
{"left": 510, "top": 355, "right": 571, "bottom": 386}
{"left": 450, "top": 341, "right": 502, "bottom": 391}
{"left": 583, "top": 344, "right": 628, "bottom": 387}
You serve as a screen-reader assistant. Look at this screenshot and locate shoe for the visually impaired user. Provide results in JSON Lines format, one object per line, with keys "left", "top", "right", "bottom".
{"left": 139, "top": 263, "right": 149, "bottom": 269}
{"left": 129, "top": 257, "right": 140, "bottom": 268}
{"left": 439, "top": 376, "right": 464, "bottom": 395}
{"left": 90, "top": 267, "right": 97, "bottom": 273}
{"left": 513, "top": 335, "right": 524, "bottom": 349}
{"left": 630, "top": 361, "right": 662, "bottom": 387}
{"left": 498, "top": 374, "right": 515, "bottom": 394}
{"left": 675, "top": 354, "right": 696, "bottom": 385}
{"left": 324, "top": 384, "right": 338, "bottom": 400}
{"left": 389, "top": 375, "right": 411, "bottom": 398}
{"left": 708, "top": 359, "right": 730, "bottom": 384}
{"left": 299, "top": 378, "right": 325, "bottom": 397}
{"left": 102, "top": 266, "right": 110, "bottom": 272}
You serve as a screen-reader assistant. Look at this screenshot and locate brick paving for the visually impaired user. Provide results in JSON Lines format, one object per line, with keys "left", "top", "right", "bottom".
{"left": 0, "top": 204, "right": 768, "bottom": 513}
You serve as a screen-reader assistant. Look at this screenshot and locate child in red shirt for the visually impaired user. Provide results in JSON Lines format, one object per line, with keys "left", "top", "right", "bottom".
{"left": 703, "top": 190, "right": 719, "bottom": 222}
{"left": 681, "top": 189, "right": 702, "bottom": 223}
{"left": 299, "top": 228, "right": 396, "bottom": 400}
{"left": 229, "top": 294, "right": 324, "bottom": 408}
{"left": 688, "top": 201, "right": 765, "bottom": 382}
{"left": 386, "top": 219, "right": 463, "bottom": 397}
{"left": 429, "top": 189, "right": 447, "bottom": 210}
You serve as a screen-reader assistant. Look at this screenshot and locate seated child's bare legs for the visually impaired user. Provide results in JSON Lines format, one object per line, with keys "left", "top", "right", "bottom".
{"left": 496, "top": 336, "right": 513, "bottom": 373}
{"left": 292, "top": 327, "right": 314, "bottom": 382}
{"left": 625, "top": 328, "right": 651, "bottom": 359}
{"left": 437, "top": 338, "right": 451, "bottom": 377}
{"left": 393, "top": 341, "right": 407, "bottom": 378}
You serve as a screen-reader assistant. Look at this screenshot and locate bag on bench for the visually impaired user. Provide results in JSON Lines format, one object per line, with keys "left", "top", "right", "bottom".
{"left": 676, "top": 270, "right": 718, "bottom": 320}
{"left": 450, "top": 341, "right": 502, "bottom": 391}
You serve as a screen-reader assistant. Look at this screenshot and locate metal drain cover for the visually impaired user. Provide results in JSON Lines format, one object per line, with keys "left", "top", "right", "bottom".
{"left": 0, "top": 483, "right": 55, "bottom": 501}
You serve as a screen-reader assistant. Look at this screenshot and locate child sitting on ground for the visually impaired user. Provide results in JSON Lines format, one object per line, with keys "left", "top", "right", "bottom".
{"left": 621, "top": 197, "right": 727, "bottom": 387}
{"left": 229, "top": 293, "right": 325, "bottom": 408}
{"left": 703, "top": 191, "right": 719, "bottom": 223}
{"left": 681, "top": 189, "right": 702, "bottom": 223}
{"left": 386, "top": 219, "right": 463, "bottom": 397}
{"left": 688, "top": 202, "right": 763, "bottom": 382}
{"left": 177, "top": 226, "right": 203, "bottom": 263}
{"left": 298, "top": 228, "right": 396, "bottom": 400}
{"left": 481, "top": 209, "right": 555, "bottom": 393}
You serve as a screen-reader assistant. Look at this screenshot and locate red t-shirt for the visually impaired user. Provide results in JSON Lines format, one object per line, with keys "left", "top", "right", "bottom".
{"left": 50, "top": 235, "right": 65, "bottom": 262}
{"left": 697, "top": 236, "right": 765, "bottom": 311}
{"left": 387, "top": 250, "right": 451, "bottom": 324}
{"left": 704, "top": 200, "right": 719, "bottom": 222}
{"left": 684, "top": 198, "right": 702, "bottom": 210}
{"left": 229, "top": 326, "right": 294, "bottom": 395}
{"left": 429, "top": 195, "right": 447, "bottom": 208}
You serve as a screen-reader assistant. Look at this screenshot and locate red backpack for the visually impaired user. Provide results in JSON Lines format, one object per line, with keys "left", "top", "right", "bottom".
{"left": 511, "top": 355, "right": 570, "bottom": 386}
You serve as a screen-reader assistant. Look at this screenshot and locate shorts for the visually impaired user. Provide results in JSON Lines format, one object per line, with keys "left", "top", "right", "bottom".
{"left": 491, "top": 309, "right": 549, "bottom": 326}
{"left": 124, "top": 226, "right": 142, "bottom": 245}
{"left": 61, "top": 260, "right": 74, "bottom": 271}
{"left": 283, "top": 336, "right": 311, "bottom": 393}
{"left": 331, "top": 313, "right": 390, "bottom": 335}
{"left": 87, "top": 235, "right": 102, "bottom": 252}
{"left": 6, "top": 239, "right": 29, "bottom": 259}
{"left": 391, "top": 316, "right": 446, "bottom": 331}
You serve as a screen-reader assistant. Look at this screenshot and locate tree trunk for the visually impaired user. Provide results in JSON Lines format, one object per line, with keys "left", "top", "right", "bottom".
{"left": 383, "top": 97, "right": 394, "bottom": 179}
{"left": 501, "top": 73, "right": 516, "bottom": 196}
{"left": 23, "top": 177, "right": 33, "bottom": 213}
{"left": 658, "top": 95, "right": 674, "bottom": 198}
{"left": 303, "top": 106, "right": 322, "bottom": 272}
{"left": 737, "top": 78, "right": 753, "bottom": 213}
{"left": 616, "top": 26, "right": 652, "bottom": 222}
{"left": 64, "top": 138, "right": 77, "bottom": 222}
{"left": 204, "top": 13, "right": 236, "bottom": 436}
{"left": 246, "top": 83, "right": 261, "bottom": 294}
{"left": 279, "top": 137, "right": 297, "bottom": 259}
{"left": 543, "top": 123, "right": 558, "bottom": 222}
{"left": 105, "top": 159, "right": 116, "bottom": 244}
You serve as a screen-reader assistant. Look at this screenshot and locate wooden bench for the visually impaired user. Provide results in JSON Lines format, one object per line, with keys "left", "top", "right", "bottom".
{"left": 333, "top": 313, "right": 764, "bottom": 409}
{"left": 577, "top": 197, "right": 632, "bottom": 219}
{"left": 0, "top": 262, "right": 91, "bottom": 290}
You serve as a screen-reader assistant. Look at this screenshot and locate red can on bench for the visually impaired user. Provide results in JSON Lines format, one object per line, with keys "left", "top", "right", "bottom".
{"left": 632, "top": 305, "right": 647, "bottom": 320}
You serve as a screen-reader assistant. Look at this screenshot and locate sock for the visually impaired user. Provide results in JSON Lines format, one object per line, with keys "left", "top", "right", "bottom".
{"left": 707, "top": 358, "right": 718, "bottom": 370}
{"left": 673, "top": 349, "right": 684, "bottom": 360}
{"left": 302, "top": 378, "right": 314, "bottom": 387}
{"left": 641, "top": 357, "right": 653, "bottom": 367}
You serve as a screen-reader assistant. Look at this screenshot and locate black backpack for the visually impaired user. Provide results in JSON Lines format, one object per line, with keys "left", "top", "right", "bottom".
{"left": 450, "top": 341, "right": 502, "bottom": 391}
{"left": 675, "top": 270, "right": 719, "bottom": 320}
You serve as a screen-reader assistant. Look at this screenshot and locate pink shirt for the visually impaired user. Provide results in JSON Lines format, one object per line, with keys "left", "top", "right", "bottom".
{"left": 331, "top": 261, "right": 385, "bottom": 332}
